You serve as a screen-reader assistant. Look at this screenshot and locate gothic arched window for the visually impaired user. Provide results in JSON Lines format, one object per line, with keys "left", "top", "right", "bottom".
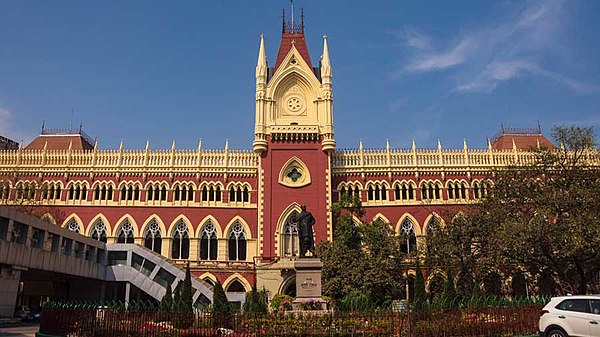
{"left": 144, "top": 219, "right": 162, "bottom": 254}
{"left": 200, "top": 221, "right": 218, "bottom": 260}
{"left": 399, "top": 218, "right": 417, "bottom": 254}
{"left": 282, "top": 211, "right": 299, "bottom": 257}
{"left": 117, "top": 219, "right": 135, "bottom": 244}
{"left": 171, "top": 220, "right": 190, "bottom": 259}
{"left": 66, "top": 219, "right": 81, "bottom": 233}
{"left": 91, "top": 220, "right": 108, "bottom": 243}
{"left": 228, "top": 222, "right": 247, "bottom": 261}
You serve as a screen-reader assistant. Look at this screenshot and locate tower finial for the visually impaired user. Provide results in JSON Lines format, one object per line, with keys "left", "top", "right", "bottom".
{"left": 301, "top": 7, "right": 304, "bottom": 32}
{"left": 282, "top": 8, "right": 286, "bottom": 33}
{"left": 290, "top": 0, "right": 294, "bottom": 32}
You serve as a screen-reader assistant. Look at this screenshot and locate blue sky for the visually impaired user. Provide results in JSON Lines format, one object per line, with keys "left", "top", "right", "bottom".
{"left": 1, "top": 0, "right": 599, "bottom": 150}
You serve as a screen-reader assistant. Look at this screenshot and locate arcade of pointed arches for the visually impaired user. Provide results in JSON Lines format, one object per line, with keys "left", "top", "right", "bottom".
{"left": 59, "top": 213, "right": 254, "bottom": 262}
{"left": 336, "top": 179, "right": 493, "bottom": 203}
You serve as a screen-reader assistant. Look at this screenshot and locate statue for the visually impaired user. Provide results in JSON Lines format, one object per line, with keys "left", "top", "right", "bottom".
{"left": 296, "top": 204, "right": 315, "bottom": 257}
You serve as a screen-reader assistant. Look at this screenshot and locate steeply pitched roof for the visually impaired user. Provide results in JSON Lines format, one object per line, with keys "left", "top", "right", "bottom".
{"left": 274, "top": 32, "right": 312, "bottom": 72}
{"left": 274, "top": 11, "right": 312, "bottom": 73}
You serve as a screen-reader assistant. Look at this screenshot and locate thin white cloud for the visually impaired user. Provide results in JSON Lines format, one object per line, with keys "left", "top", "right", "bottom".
{"left": 400, "top": 28, "right": 431, "bottom": 50}
{"left": 398, "top": 0, "right": 598, "bottom": 94}
{"left": 457, "top": 59, "right": 537, "bottom": 92}
{"left": 405, "top": 38, "right": 475, "bottom": 72}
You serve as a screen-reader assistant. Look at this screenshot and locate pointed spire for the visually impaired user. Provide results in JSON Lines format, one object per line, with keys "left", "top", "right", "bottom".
{"left": 386, "top": 138, "right": 390, "bottom": 151}
{"left": 171, "top": 138, "right": 176, "bottom": 151}
{"left": 256, "top": 34, "right": 267, "bottom": 79}
{"left": 224, "top": 138, "right": 229, "bottom": 151}
{"left": 145, "top": 138, "right": 150, "bottom": 152}
{"left": 437, "top": 139, "right": 442, "bottom": 150}
{"left": 93, "top": 138, "right": 98, "bottom": 151}
{"left": 197, "top": 138, "right": 203, "bottom": 151}
{"left": 487, "top": 138, "right": 492, "bottom": 150}
{"left": 321, "top": 34, "right": 332, "bottom": 83}
{"left": 359, "top": 139, "right": 364, "bottom": 151}
{"left": 463, "top": 138, "right": 468, "bottom": 150}
{"left": 43, "top": 140, "right": 48, "bottom": 151}
{"left": 41, "top": 120, "right": 45, "bottom": 133}
{"left": 412, "top": 139, "right": 416, "bottom": 151}
{"left": 512, "top": 138, "right": 517, "bottom": 151}
{"left": 119, "top": 138, "right": 124, "bottom": 151}
{"left": 536, "top": 138, "right": 540, "bottom": 149}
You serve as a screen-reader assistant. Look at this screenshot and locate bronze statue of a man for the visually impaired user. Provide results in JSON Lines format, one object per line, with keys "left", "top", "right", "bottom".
{"left": 297, "top": 204, "right": 315, "bottom": 257}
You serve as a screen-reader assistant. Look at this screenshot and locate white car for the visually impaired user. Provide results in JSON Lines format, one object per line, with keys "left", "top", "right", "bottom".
{"left": 539, "top": 295, "right": 600, "bottom": 337}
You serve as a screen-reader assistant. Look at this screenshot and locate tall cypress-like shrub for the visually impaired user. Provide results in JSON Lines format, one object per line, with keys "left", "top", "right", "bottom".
{"left": 414, "top": 261, "right": 427, "bottom": 303}
{"left": 160, "top": 283, "right": 173, "bottom": 311}
{"left": 442, "top": 270, "right": 457, "bottom": 302}
{"left": 212, "top": 279, "right": 232, "bottom": 328}
{"left": 180, "top": 262, "right": 193, "bottom": 312}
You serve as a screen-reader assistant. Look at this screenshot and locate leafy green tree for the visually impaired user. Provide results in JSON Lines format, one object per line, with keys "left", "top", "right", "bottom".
{"left": 243, "top": 284, "right": 268, "bottom": 314}
{"left": 320, "top": 194, "right": 405, "bottom": 306}
{"left": 427, "top": 126, "right": 600, "bottom": 295}
{"left": 511, "top": 272, "right": 527, "bottom": 297}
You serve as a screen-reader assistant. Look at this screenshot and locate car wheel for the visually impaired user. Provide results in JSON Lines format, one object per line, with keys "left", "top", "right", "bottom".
{"left": 547, "top": 328, "right": 567, "bottom": 337}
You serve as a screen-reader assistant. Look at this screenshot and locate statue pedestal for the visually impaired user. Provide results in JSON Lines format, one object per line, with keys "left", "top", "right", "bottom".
{"left": 292, "top": 258, "right": 327, "bottom": 310}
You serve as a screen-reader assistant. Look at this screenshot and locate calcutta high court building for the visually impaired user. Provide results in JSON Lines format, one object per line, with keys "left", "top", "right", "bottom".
{"left": 0, "top": 10, "right": 555, "bottom": 304}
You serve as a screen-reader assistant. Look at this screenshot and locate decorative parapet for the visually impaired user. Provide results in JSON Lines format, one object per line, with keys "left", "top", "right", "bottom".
{"left": 0, "top": 148, "right": 259, "bottom": 177}
{"left": 270, "top": 125, "right": 320, "bottom": 142}
{"left": 331, "top": 147, "right": 600, "bottom": 176}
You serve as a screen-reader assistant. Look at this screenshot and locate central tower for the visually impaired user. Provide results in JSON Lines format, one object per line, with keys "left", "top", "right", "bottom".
{"left": 254, "top": 10, "right": 335, "bottom": 263}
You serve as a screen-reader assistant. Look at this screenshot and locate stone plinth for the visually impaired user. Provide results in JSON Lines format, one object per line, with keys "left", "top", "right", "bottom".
{"left": 292, "top": 258, "right": 327, "bottom": 310}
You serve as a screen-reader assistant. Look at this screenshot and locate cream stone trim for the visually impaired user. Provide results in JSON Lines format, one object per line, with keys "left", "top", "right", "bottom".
{"left": 396, "top": 213, "right": 422, "bottom": 236}
{"left": 225, "top": 181, "right": 252, "bottom": 191}
{"left": 199, "top": 272, "right": 217, "bottom": 285}
{"left": 91, "top": 180, "right": 116, "bottom": 189}
{"left": 275, "top": 202, "right": 302, "bottom": 256}
{"left": 372, "top": 213, "right": 390, "bottom": 225}
{"left": 62, "top": 214, "right": 84, "bottom": 232}
{"left": 223, "top": 216, "right": 252, "bottom": 240}
{"left": 223, "top": 274, "right": 252, "bottom": 293}
{"left": 423, "top": 213, "right": 445, "bottom": 233}
{"left": 278, "top": 156, "right": 311, "bottom": 188}
{"left": 41, "top": 213, "right": 57, "bottom": 225}
{"left": 87, "top": 213, "right": 111, "bottom": 237}
{"left": 168, "top": 215, "right": 193, "bottom": 236}
{"left": 112, "top": 214, "right": 140, "bottom": 237}
{"left": 117, "top": 180, "right": 142, "bottom": 190}
{"left": 278, "top": 274, "right": 296, "bottom": 295}
{"left": 140, "top": 215, "right": 168, "bottom": 238}
{"left": 196, "top": 215, "right": 223, "bottom": 238}
{"left": 425, "top": 269, "right": 447, "bottom": 294}
{"left": 143, "top": 180, "right": 169, "bottom": 190}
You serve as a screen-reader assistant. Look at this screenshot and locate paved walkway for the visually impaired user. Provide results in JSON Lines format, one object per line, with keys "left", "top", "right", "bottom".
{"left": 0, "top": 324, "right": 38, "bottom": 337}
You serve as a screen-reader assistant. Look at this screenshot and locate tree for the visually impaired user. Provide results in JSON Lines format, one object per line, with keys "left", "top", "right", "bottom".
{"left": 414, "top": 261, "right": 427, "bottom": 302}
{"left": 243, "top": 284, "right": 268, "bottom": 314}
{"left": 427, "top": 126, "right": 600, "bottom": 295}
{"left": 319, "top": 194, "right": 406, "bottom": 306}
{"left": 442, "top": 270, "right": 457, "bottom": 301}
{"left": 159, "top": 283, "right": 173, "bottom": 311}
{"left": 179, "top": 263, "right": 193, "bottom": 312}
{"left": 212, "top": 279, "right": 230, "bottom": 313}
